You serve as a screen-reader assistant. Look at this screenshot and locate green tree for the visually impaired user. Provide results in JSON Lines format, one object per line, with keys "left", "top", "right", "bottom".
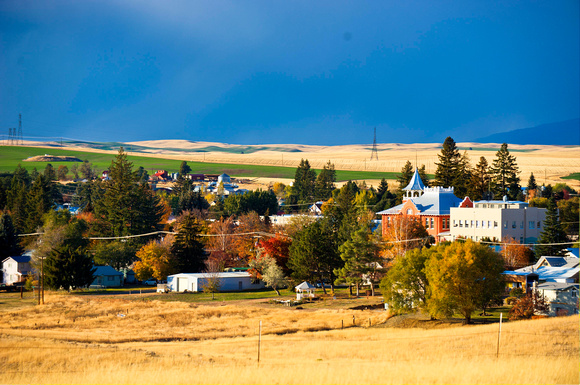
{"left": 490, "top": 143, "right": 520, "bottom": 200}
{"left": 289, "top": 159, "right": 317, "bottom": 206}
{"left": 557, "top": 197, "right": 579, "bottom": 237}
{"left": 94, "top": 148, "right": 164, "bottom": 239}
{"left": 314, "top": 161, "right": 336, "bottom": 199}
{"left": 397, "top": 161, "right": 414, "bottom": 190}
{"left": 288, "top": 218, "right": 341, "bottom": 294}
{"left": 57, "top": 165, "right": 69, "bottom": 181}
{"left": 425, "top": 240, "right": 505, "bottom": 323}
{"left": 249, "top": 253, "right": 286, "bottom": 295}
{"left": 380, "top": 246, "right": 436, "bottom": 314}
{"left": 0, "top": 213, "right": 23, "bottom": 260}
{"left": 434, "top": 137, "right": 461, "bottom": 188}
{"left": 25, "top": 175, "right": 53, "bottom": 232}
{"left": 179, "top": 161, "right": 192, "bottom": 176}
{"left": 534, "top": 197, "right": 569, "bottom": 259}
{"left": 223, "top": 190, "right": 278, "bottom": 217}
{"left": 175, "top": 189, "right": 210, "bottom": 216}
{"left": 170, "top": 212, "right": 207, "bottom": 273}
{"left": 79, "top": 160, "right": 96, "bottom": 180}
{"left": 468, "top": 156, "right": 491, "bottom": 201}
{"left": 527, "top": 172, "right": 537, "bottom": 192}
{"left": 335, "top": 225, "right": 382, "bottom": 296}
{"left": 93, "top": 241, "right": 137, "bottom": 270}
{"left": 136, "top": 166, "right": 149, "bottom": 185}
{"left": 453, "top": 151, "right": 472, "bottom": 198}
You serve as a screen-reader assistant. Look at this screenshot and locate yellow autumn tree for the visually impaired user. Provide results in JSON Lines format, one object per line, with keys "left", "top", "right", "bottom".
{"left": 501, "top": 236, "right": 532, "bottom": 270}
{"left": 380, "top": 215, "right": 429, "bottom": 266}
{"left": 133, "top": 237, "right": 175, "bottom": 281}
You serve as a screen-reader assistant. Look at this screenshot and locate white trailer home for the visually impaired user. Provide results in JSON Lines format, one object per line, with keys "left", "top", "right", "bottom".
{"left": 167, "top": 272, "right": 265, "bottom": 293}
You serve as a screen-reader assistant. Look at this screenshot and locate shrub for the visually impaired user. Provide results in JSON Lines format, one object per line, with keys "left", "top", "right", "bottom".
{"left": 505, "top": 296, "right": 518, "bottom": 305}
{"left": 509, "top": 288, "right": 525, "bottom": 298}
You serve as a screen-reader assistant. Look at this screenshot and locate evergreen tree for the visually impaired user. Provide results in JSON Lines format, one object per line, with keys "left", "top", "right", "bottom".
{"left": 289, "top": 159, "right": 317, "bottom": 206}
{"left": 25, "top": 175, "right": 53, "bottom": 232}
{"left": 136, "top": 166, "right": 149, "bottom": 185}
{"left": 314, "top": 161, "right": 336, "bottom": 199}
{"left": 418, "top": 165, "right": 430, "bottom": 187}
{"left": 376, "top": 178, "right": 389, "bottom": 201}
{"left": 171, "top": 212, "right": 207, "bottom": 273}
{"left": 94, "top": 148, "right": 164, "bottom": 238}
{"left": 93, "top": 241, "right": 137, "bottom": 270}
{"left": 434, "top": 137, "right": 461, "bottom": 187}
{"left": 490, "top": 143, "right": 520, "bottom": 200}
{"left": 179, "top": 161, "right": 192, "bottom": 176}
{"left": 0, "top": 213, "right": 23, "bottom": 260}
{"left": 397, "top": 161, "right": 414, "bottom": 190}
{"left": 176, "top": 189, "right": 210, "bottom": 215}
{"left": 534, "top": 197, "right": 569, "bottom": 259}
{"left": 453, "top": 151, "right": 472, "bottom": 198}
{"left": 468, "top": 156, "right": 491, "bottom": 201}
{"left": 527, "top": 173, "right": 537, "bottom": 191}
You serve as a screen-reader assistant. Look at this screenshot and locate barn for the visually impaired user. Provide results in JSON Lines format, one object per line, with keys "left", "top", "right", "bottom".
{"left": 167, "top": 272, "right": 265, "bottom": 293}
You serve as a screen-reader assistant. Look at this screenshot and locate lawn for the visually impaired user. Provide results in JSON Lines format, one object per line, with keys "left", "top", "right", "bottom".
{"left": 0, "top": 145, "right": 403, "bottom": 181}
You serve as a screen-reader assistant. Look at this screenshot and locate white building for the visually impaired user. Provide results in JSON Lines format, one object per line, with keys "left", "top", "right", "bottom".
{"left": 449, "top": 197, "right": 546, "bottom": 243}
{"left": 536, "top": 282, "right": 579, "bottom": 316}
{"left": 2, "top": 254, "right": 32, "bottom": 285}
{"left": 167, "top": 272, "right": 265, "bottom": 292}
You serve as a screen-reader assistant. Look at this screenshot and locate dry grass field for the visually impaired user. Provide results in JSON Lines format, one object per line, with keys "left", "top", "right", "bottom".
{"left": 0, "top": 293, "right": 578, "bottom": 384}
{"left": 17, "top": 139, "right": 580, "bottom": 190}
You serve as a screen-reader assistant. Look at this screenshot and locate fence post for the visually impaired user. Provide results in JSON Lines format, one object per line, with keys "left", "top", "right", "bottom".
{"left": 496, "top": 313, "right": 503, "bottom": 358}
{"left": 257, "top": 320, "right": 262, "bottom": 365}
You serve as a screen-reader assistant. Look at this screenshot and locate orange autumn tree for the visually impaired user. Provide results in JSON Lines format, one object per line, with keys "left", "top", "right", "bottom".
{"left": 381, "top": 215, "right": 430, "bottom": 266}
{"left": 501, "top": 236, "right": 533, "bottom": 270}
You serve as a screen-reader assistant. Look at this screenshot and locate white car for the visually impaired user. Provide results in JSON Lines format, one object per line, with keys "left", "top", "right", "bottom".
{"left": 143, "top": 278, "right": 157, "bottom": 286}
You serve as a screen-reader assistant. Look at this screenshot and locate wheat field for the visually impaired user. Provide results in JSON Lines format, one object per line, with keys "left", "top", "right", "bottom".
{"left": 0, "top": 294, "right": 578, "bottom": 384}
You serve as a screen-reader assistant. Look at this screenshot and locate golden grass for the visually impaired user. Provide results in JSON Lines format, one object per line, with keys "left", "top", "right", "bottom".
{"left": 0, "top": 295, "right": 578, "bottom": 384}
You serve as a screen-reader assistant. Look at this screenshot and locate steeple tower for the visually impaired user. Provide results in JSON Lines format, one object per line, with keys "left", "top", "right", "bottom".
{"left": 402, "top": 168, "right": 425, "bottom": 200}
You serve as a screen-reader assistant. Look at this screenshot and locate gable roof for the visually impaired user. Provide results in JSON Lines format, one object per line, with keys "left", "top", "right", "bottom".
{"left": 295, "top": 281, "right": 316, "bottom": 290}
{"left": 378, "top": 187, "right": 463, "bottom": 216}
{"left": 2, "top": 255, "right": 31, "bottom": 264}
{"left": 536, "top": 282, "right": 579, "bottom": 291}
{"left": 93, "top": 266, "right": 123, "bottom": 276}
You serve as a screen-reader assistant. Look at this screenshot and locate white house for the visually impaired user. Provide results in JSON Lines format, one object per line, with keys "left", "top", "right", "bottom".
{"left": 167, "top": 272, "right": 265, "bottom": 292}
{"left": 90, "top": 266, "right": 124, "bottom": 288}
{"left": 2, "top": 254, "right": 32, "bottom": 285}
{"left": 449, "top": 197, "right": 546, "bottom": 243}
{"left": 536, "top": 282, "right": 579, "bottom": 316}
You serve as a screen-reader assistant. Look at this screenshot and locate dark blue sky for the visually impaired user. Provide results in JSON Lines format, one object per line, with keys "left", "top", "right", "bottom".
{"left": 1, "top": 1, "right": 578, "bottom": 145}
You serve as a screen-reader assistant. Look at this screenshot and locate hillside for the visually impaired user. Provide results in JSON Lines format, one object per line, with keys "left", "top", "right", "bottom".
{"left": 475, "top": 118, "right": 580, "bottom": 145}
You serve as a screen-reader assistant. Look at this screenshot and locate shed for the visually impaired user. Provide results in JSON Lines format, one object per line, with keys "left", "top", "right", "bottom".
{"left": 167, "top": 272, "right": 264, "bottom": 293}
{"left": 91, "top": 266, "right": 124, "bottom": 288}
{"left": 295, "top": 281, "right": 316, "bottom": 300}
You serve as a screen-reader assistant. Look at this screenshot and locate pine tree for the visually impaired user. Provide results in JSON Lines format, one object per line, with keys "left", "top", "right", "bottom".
{"left": 397, "top": 161, "right": 414, "bottom": 190}
{"left": 527, "top": 173, "right": 537, "bottom": 191}
{"left": 534, "top": 197, "right": 569, "bottom": 259}
{"left": 453, "top": 151, "right": 472, "bottom": 198}
{"left": 490, "top": 143, "right": 520, "bottom": 200}
{"left": 290, "top": 159, "right": 317, "bottom": 204}
{"left": 376, "top": 178, "right": 389, "bottom": 201}
{"left": 418, "top": 165, "right": 430, "bottom": 187}
{"left": 171, "top": 212, "right": 207, "bottom": 273}
{"left": 0, "top": 213, "right": 23, "bottom": 260}
{"left": 468, "top": 156, "right": 491, "bottom": 201}
{"left": 434, "top": 137, "right": 461, "bottom": 187}
{"left": 314, "top": 161, "right": 336, "bottom": 199}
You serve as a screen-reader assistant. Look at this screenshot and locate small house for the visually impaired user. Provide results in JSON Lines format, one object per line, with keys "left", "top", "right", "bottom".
{"left": 91, "top": 266, "right": 124, "bottom": 288}
{"left": 167, "top": 272, "right": 265, "bottom": 292}
{"left": 536, "top": 282, "right": 579, "bottom": 316}
{"left": 2, "top": 254, "right": 32, "bottom": 285}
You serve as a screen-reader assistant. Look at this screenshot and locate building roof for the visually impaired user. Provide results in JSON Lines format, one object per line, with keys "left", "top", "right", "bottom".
{"left": 536, "top": 282, "right": 579, "bottom": 291}
{"left": 93, "top": 266, "right": 123, "bottom": 276}
{"left": 402, "top": 168, "right": 425, "bottom": 191}
{"left": 168, "top": 272, "right": 251, "bottom": 279}
{"left": 377, "top": 187, "right": 463, "bottom": 216}
{"left": 2, "top": 255, "right": 31, "bottom": 264}
{"left": 295, "top": 281, "right": 316, "bottom": 290}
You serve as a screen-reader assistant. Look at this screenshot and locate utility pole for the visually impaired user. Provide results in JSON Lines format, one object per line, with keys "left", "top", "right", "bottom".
{"left": 18, "top": 113, "right": 22, "bottom": 145}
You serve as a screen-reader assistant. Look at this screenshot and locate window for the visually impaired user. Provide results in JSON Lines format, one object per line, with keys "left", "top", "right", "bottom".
{"left": 430, "top": 218, "right": 434, "bottom": 229}
{"left": 520, "top": 221, "right": 524, "bottom": 229}
{"left": 476, "top": 220, "right": 479, "bottom": 228}
{"left": 471, "top": 220, "right": 474, "bottom": 228}
{"left": 107, "top": 276, "right": 115, "bottom": 281}
{"left": 494, "top": 221, "right": 498, "bottom": 228}
{"left": 529, "top": 221, "right": 535, "bottom": 229}
{"left": 520, "top": 237, "right": 524, "bottom": 244}
{"left": 503, "top": 221, "right": 508, "bottom": 229}
{"left": 453, "top": 220, "right": 457, "bottom": 227}
{"left": 425, "top": 218, "right": 429, "bottom": 229}
{"left": 459, "top": 220, "right": 463, "bottom": 227}
{"left": 512, "top": 221, "right": 516, "bottom": 229}
{"left": 406, "top": 209, "right": 413, "bottom": 215}
{"left": 537, "top": 221, "right": 541, "bottom": 229}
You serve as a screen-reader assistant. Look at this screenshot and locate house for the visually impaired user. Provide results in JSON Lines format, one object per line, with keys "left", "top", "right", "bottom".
{"left": 167, "top": 272, "right": 265, "bottom": 292}
{"left": 309, "top": 201, "right": 325, "bottom": 215}
{"left": 295, "top": 281, "right": 316, "bottom": 300}
{"left": 2, "top": 254, "right": 32, "bottom": 285}
{"left": 377, "top": 168, "right": 469, "bottom": 243}
{"left": 504, "top": 255, "right": 580, "bottom": 293}
{"left": 90, "top": 266, "right": 124, "bottom": 288}
{"left": 119, "top": 268, "right": 137, "bottom": 284}
{"left": 449, "top": 197, "right": 547, "bottom": 243}
{"left": 536, "top": 282, "right": 579, "bottom": 316}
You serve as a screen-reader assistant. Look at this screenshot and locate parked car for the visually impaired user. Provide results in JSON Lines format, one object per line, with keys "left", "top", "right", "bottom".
{"left": 143, "top": 278, "right": 157, "bottom": 286}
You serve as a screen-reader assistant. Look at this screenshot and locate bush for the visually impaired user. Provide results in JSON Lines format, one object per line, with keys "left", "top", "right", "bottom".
{"left": 510, "top": 288, "right": 525, "bottom": 298}
{"left": 505, "top": 296, "right": 518, "bottom": 305}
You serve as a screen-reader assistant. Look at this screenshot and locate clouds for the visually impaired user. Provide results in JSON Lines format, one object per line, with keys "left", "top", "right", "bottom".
{"left": 0, "top": 1, "right": 578, "bottom": 144}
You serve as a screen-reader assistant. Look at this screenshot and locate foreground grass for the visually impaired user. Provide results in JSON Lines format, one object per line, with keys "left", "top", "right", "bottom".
{"left": 0, "top": 295, "right": 577, "bottom": 384}
{"left": 0, "top": 145, "right": 401, "bottom": 181}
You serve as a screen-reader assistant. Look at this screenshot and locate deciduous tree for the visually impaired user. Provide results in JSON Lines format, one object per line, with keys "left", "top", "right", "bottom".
{"left": 381, "top": 215, "right": 429, "bottom": 264}
{"left": 93, "top": 241, "right": 137, "bottom": 271}
{"left": 500, "top": 237, "right": 532, "bottom": 270}
{"left": 134, "top": 238, "right": 175, "bottom": 281}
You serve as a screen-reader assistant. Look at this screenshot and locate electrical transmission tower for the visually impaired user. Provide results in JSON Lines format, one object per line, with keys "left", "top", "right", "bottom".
{"left": 17, "top": 113, "right": 23, "bottom": 145}
{"left": 370, "top": 127, "right": 379, "bottom": 161}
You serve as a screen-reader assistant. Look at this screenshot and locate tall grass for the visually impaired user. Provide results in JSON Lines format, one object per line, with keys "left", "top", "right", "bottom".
{"left": 0, "top": 296, "right": 578, "bottom": 384}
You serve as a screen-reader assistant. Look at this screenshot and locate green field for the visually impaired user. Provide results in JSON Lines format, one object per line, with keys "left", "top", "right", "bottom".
{"left": 0, "top": 146, "right": 403, "bottom": 181}
{"left": 562, "top": 172, "right": 580, "bottom": 181}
